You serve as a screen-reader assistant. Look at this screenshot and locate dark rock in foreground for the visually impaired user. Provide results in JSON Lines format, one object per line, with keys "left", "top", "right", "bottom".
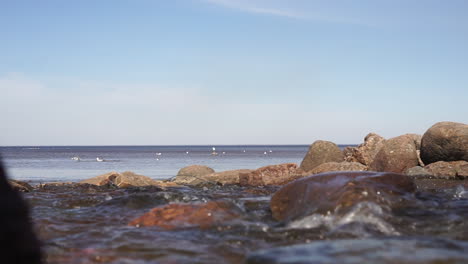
{"left": 246, "top": 237, "right": 468, "bottom": 264}
{"left": 0, "top": 162, "right": 42, "bottom": 264}
{"left": 420, "top": 121, "right": 468, "bottom": 164}
{"left": 299, "top": 140, "right": 344, "bottom": 172}
{"left": 270, "top": 171, "right": 415, "bottom": 222}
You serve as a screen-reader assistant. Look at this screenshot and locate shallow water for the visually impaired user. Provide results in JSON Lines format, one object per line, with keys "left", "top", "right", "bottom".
{"left": 23, "top": 181, "right": 468, "bottom": 264}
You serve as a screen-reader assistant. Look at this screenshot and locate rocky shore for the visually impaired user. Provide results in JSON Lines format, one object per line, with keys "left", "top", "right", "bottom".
{"left": 4, "top": 121, "right": 468, "bottom": 263}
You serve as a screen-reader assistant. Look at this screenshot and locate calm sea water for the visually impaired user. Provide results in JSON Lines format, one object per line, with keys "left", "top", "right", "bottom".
{"left": 0, "top": 145, "right": 354, "bottom": 182}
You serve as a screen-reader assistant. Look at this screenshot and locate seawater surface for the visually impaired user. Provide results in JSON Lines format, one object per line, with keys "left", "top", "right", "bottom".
{"left": 0, "top": 145, "right": 324, "bottom": 182}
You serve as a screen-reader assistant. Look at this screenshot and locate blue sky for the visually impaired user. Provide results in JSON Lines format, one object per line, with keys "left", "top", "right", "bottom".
{"left": 1, "top": 0, "right": 467, "bottom": 145}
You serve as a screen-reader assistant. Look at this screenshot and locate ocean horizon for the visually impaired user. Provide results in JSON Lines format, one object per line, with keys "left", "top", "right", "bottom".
{"left": 0, "top": 144, "right": 357, "bottom": 183}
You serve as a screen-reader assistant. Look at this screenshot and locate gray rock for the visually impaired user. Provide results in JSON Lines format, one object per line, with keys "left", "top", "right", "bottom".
{"left": 404, "top": 166, "right": 432, "bottom": 178}
{"left": 420, "top": 121, "right": 468, "bottom": 164}
{"left": 174, "top": 165, "right": 215, "bottom": 185}
{"left": 300, "top": 140, "right": 344, "bottom": 172}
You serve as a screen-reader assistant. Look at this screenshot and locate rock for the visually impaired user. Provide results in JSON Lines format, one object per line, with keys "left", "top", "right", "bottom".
{"left": 174, "top": 165, "right": 215, "bottom": 185}
{"left": 344, "top": 133, "right": 386, "bottom": 166}
{"left": 201, "top": 169, "right": 252, "bottom": 185}
{"left": 246, "top": 237, "right": 468, "bottom": 264}
{"left": 309, "top": 161, "right": 367, "bottom": 174}
{"left": 239, "top": 163, "right": 301, "bottom": 186}
{"left": 420, "top": 121, "right": 468, "bottom": 164}
{"left": 0, "top": 162, "right": 42, "bottom": 263}
{"left": 128, "top": 201, "right": 240, "bottom": 230}
{"left": 270, "top": 171, "right": 415, "bottom": 222}
{"left": 404, "top": 166, "right": 432, "bottom": 178}
{"left": 8, "top": 180, "right": 34, "bottom": 192}
{"left": 80, "top": 171, "right": 174, "bottom": 188}
{"left": 424, "top": 161, "right": 468, "bottom": 179}
{"left": 369, "top": 134, "right": 420, "bottom": 173}
{"left": 299, "top": 140, "right": 344, "bottom": 172}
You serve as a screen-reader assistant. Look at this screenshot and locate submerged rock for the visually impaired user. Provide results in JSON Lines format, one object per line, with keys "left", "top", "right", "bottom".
{"left": 174, "top": 165, "right": 215, "bottom": 185}
{"left": 344, "top": 133, "right": 386, "bottom": 166}
{"left": 80, "top": 171, "right": 175, "bottom": 188}
{"left": 309, "top": 162, "right": 367, "bottom": 174}
{"left": 239, "top": 163, "right": 301, "bottom": 186}
{"left": 270, "top": 171, "right": 415, "bottom": 222}
{"left": 246, "top": 237, "right": 468, "bottom": 264}
{"left": 369, "top": 134, "right": 420, "bottom": 173}
{"left": 420, "top": 121, "right": 468, "bottom": 164}
{"left": 424, "top": 160, "right": 468, "bottom": 179}
{"left": 128, "top": 201, "right": 240, "bottom": 230}
{"left": 299, "top": 141, "right": 344, "bottom": 172}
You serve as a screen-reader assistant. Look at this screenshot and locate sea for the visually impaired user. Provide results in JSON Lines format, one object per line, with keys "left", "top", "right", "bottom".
{"left": 0, "top": 145, "right": 347, "bottom": 182}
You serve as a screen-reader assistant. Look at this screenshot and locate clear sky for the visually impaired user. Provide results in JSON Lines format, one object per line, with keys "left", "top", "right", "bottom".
{"left": 1, "top": 0, "right": 467, "bottom": 145}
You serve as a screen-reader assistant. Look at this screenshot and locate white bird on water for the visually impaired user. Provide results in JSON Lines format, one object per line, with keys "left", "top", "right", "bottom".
{"left": 71, "top": 156, "right": 80, "bottom": 161}
{"left": 156, "top": 153, "right": 162, "bottom": 156}
{"left": 96, "top": 157, "right": 104, "bottom": 162}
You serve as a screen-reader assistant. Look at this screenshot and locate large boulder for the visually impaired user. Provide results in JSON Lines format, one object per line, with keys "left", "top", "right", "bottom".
{"left": 239, "top": 163, "right": 301, "bottom": 186}
{"left": 270, "top": 171, "right": 415, "bottom": 222}
{"left": 420, "top": 121, "right": 468, "bottom": 164}
{"left": 309, "top": 161, "right": 367, "bottom": 174}
{"left": 369, "top": 134, "right": 420, "bottom": 173}
{"left": 128, "top": 201, "right": 240, "bottom": 230}
{"left": 344, "top": 133, "right": 386, "bottom": 166}
{"left": 174, "top": 165, "right": 215, "bottom": 185}
{"left": 80, "top": 171, "right": 176, "bottom": 188}
{"left": 424, "top": 161, "right": 468, "bottom": 179}
{"left": 299, "top": 141, "right": 344, "bottom": 172}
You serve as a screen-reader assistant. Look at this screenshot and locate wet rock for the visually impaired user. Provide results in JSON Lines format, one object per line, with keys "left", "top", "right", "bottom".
{"left": 246, "top": 237, "right": 468, "bottom": 264}
{"left": 404, "top": 166, "right": 432, "bottom": 178}
{"left": 369, "top": 134, "right": 420, "bottom": 173}
{"left": 8, "top": 180, "right": 34, "bottom": 192}
{"left": 201, "top": 169, "right": 253, "bottom": 185}
{"left": 0, "top": 162, "right": 42, "bottom": 264}
{"left": 424, "top": 161, "right": 468, "bottom": 179}
{"left": 270, "top": 171, "right": 415, "bottom": 222}
{"left": 309, "top": 161, "right": 367, "bottom": 174}
{"left": 344, "top": 133, "right": 386, "bottom": 166}
{"left": 128, "top": 201, "right": 240, "bottom": 230}
{"left": 420, "top": 121, "right": 468, "bottom": 164}
{"left": 174, "top": 165, "right": 215, "bottom": 185}
{"left": 239, "top": 163, "right": 301, "bottom": 186}
{"left": 80, "top": 171, "right": 173, "bottom": 188}
{"left": 299, "top": 141, "right": 344, "bottom": 172}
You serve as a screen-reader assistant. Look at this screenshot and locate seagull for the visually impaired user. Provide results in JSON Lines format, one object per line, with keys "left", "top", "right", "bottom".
{"left": 185, "top": 151, "right": 189, "bottom": 154}
{"left": 269, "top": 150, "right": 273, "bottom": 153}
{"left": 96, "top": 157, "right": 104, "bottom": 162}
{"left": 71, "top": 156, "right": 80, "bottom": 161}
{"left": 156, "top": 153, "right": 162, "bottom": 156}
{"left": 263, "top": 152, "right": 267, "bottom": 155}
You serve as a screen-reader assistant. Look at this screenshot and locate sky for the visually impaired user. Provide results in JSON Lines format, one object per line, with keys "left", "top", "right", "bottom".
{"left": 1, "top": 0, "right": 467, "bottom": 145}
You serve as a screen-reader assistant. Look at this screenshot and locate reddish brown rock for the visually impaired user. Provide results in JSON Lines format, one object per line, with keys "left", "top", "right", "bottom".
{"left": 202, "top": 169, "right": 253, "bottom": 185}
{"left": 344, "top": 133, "right": 386, "bottom": 166}
{"left": 420, "top": 121, "right": 468, "bottom": 164}
{"left": 239, "top": 163, "right": 301, "bottom": 186}
{"left": 174, "top": 165, "right": 215, "bottom": 185}
{"left": 369, "top": 134, "right": 420, "bottom": 173}
{"left": 128, "top": 201, "right": 240, "bottom": 230}
{"left": 300, "top": 141, "right": 344, "bottom": 172}
{"left": 309, "top": 162, "right": 367, "bottom": 174}
{"left": 424, "top": 161, "right": 468, "bottom": 179}
{"left": 80, "top": 171, "right": 176, "bottom": 188}
{"left": 270, "top": 171, "right": 415, "bottom": 222}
